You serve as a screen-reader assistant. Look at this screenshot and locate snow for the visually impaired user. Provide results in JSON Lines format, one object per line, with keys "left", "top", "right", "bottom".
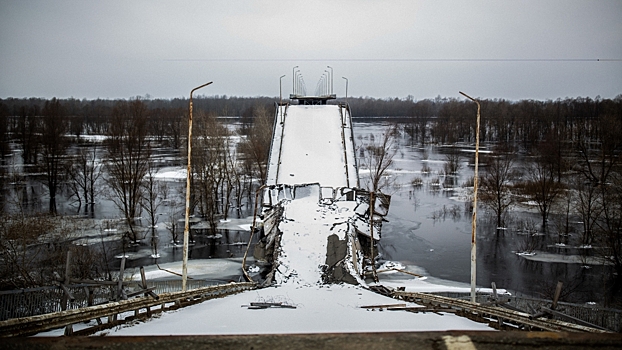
{"left": 97, "top": 193, "right": 495, "bottom": 336}
{"left": 267, "top": 105, "right": 357, "bottom": 188}
{"left": 517, "top": 251, "right": 611, "bottom": 265}
{"left": 131, "top": 259, "right": 246, "bottom": 281}
{"left": 275, "top": 192, "right": 359, "bottom": 285}
{"left": 99, "top": 282, "right": 491, "bottom": 336}
{"left": 153, "top": 167, "right": 186, "bottom": 181}
{"left": 72, "top": 134, "right": 107, "bottom": 142}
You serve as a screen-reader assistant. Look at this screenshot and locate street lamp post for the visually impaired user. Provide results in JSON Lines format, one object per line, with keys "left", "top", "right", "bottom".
{"left": 294, "top": 70, "right": 301, "bottom": 96}
{"left": 459, "top": 91, "right": 481, "bottom": 303}
{"left": 342, "top": 77, "right": 348, "bottom": 104}
{"left": 324, "top": 71, "right": 330, "bottom": 96}
{"left": 279, "top": 74, "right": 286, "bottom": 104}
{"left": 279, "top": 74, "right": 286, "bottom": 122}
{"left": 182, "top": 81, "right": 212, "bottom": 292}
{"left": 292, "top": 66, "right": 299, "bottom": 95}
{"left": 327, "top": 66, "right": 333, "bottom": 95}
{"left": 298, "top": 76, "right": 305, "bottom": 96}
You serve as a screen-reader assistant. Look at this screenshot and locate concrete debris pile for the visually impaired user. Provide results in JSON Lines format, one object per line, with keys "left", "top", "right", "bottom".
{"left": 247, "top": 183, "right": 390, "bottom": 287}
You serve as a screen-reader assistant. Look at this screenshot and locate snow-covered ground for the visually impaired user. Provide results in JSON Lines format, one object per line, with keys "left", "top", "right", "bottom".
{"left": 97, "top": 193, "right": 495, "bottom": 336}
{"left": 98, "top": 281, "right": 491, "bottom": 336}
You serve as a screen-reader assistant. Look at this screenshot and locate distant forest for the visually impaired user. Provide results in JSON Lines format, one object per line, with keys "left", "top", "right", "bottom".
{"left": 4, "top": 93, "right": 622, "bottom": 118}
{"left": 1, "top": 94, "right": 621, "bottom": 153}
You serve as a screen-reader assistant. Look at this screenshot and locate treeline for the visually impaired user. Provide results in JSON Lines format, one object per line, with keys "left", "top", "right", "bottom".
{"left": 401, "top": 95, "right": 622, "bottom": 149}
{"left": 0, "top": 96, "right": 275, "bottom": 153}
{"left": 0, "top": 96, "right": 274, "bottom": 289}
{"left": 3, "top": 94, "right": 621, "bottom": 149}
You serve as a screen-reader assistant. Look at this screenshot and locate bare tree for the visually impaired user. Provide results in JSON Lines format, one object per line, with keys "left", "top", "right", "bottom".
{"left": 226, "top": 144, "right": 246, "bottom": 217}
{"left": 192, "top": 112, "right": 228, "bottom": 232}
{"left": 0, "top": 102, "right": 10, "bottom": 159}
{"left": 571, "top": 174, "right": 602, "bottom": 246}
{"left": 443, "top": 147, "right": 462, "bottom": 175}
{"left": 239, "top": 105, "right": 274, "bottom": 183}
{"left": 359, "top": 124, "right": 398, "bottom": 281}
{"left": 522, "top": 153, "right": 562, "bottom": 232}
{"left": 104, "top": 99, "right": 150, "bottom": 243}
{"left": 0, "top": 214, "right": 96, "bottom": 289}
{"left": 361, "top": 125, "right": 399, "bottom": 193}
{"left": 596, "top": 172, "right": 622, "bottom": 276}
{"left": 141, "top": 163, "right": 165, "bottom": 257}
{"left": 164, "top": 201, "right": 182, "bottom": 245}
{"left": 479, "top": 147, "right": 517, "bottom": 230}
{"left": 17, "top": 105, "right": 40, "bottom": 165}
{"left": 575, "top": 114, "right": 622, "bottom": 267}
{"left": 67, "top": 146, "right": 102, "bottom": 214}
{"left": 40, "top": 98, "right": 69, "bottom": 213}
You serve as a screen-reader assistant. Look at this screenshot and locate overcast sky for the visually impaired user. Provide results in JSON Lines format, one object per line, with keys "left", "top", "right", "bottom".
{"left": 1, "top": 0, "right": 621, "bottom": 101}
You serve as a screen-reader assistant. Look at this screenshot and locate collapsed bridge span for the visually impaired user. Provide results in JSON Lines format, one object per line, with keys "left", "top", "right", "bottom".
{"left": 245, "top": 95, "right": 390, "bottom": 286}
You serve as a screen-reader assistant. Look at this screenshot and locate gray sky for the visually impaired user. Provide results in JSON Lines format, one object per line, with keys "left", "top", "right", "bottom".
{"left": 1, "top": 0, "right": 621, "bottom": 101}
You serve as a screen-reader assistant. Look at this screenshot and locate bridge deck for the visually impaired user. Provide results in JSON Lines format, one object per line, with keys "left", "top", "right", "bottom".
{"left": 267, "top": 104, "right": 357, "bottom": 188}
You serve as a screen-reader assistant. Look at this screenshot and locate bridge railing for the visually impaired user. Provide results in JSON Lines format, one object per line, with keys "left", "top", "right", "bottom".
{"left": 0, "top": 279, "right": 218, "bottom": 321}
{"left": 0, "top": 281, "right": 256, "bottom": 337}
{"left": 429, "top": 291, "right": 622, "bottom": 332}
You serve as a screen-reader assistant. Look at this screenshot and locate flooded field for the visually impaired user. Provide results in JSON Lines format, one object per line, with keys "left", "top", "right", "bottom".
{"left": 3, "top": 119, "right": 621, "bottom": 305}
{"left": 355, "top": 121, "right": 621, "bottom": 305}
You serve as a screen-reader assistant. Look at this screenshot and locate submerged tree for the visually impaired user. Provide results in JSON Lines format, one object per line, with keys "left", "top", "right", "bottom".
{"left": 522, "top": 151, "right": 563, "bottom": 232}
{"left": 67, "top": 146, "right": 102, "bottom": 214}
{"left": 361, "top": 125, "right": 399, "bottom": 193}
{"left": 141, "top": 164, "right": 166, "bottom": 258}
{"left": 596, "top": 172, "right": 622, "bottom": 277}
{"left": 571, "top": 174, "right": 602, "bottom": 246}
{"left": 105, "top": 99, "right": 150, "bottom": 243}
{"left": 443, "top": 147, "right": 462, "bottom": 176}
{"left": 40, "top": 98, "right": 69, "bottom": 213}
{"left": 479, "top": 147, "right": 517, "bottom": 230}
{"left": 239, "top": 105, "right": 274, "bottom": 183}
{"left": 359, "top": 124, "right": 399, "bottom": 282}
{"left": 192, "top": 112, "right": 229, "bottom": 232}
{"left": 17, "top": 105, "right": 40, "bottom": 165}
{"left": 0, "top": 103, "right": 10, "bottom": 158}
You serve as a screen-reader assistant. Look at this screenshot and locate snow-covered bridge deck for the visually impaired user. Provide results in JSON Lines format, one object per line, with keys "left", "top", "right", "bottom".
{"left": 266, "top": 103, "right": 358, "bottom": 189}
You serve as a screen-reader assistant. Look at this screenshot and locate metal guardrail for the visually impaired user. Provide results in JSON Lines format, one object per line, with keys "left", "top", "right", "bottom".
{"left": 428, "top": 291, "right": 622, "bottom": 332}
{"left": 0, "top": 279, "right": 221, "bottom": 321}
{"left": 394, "top": 291, "right": 610, "bottom": 333}
{"left": 0, "top": 281, "right": 256, "bottom": 337}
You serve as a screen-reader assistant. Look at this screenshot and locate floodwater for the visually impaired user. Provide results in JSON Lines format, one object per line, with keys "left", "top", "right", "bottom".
{"left": 3, "top": 120, "right": 621, "bottom": 305}
{"left": 355, "top": 121, "right": 621, "bottom": 306}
